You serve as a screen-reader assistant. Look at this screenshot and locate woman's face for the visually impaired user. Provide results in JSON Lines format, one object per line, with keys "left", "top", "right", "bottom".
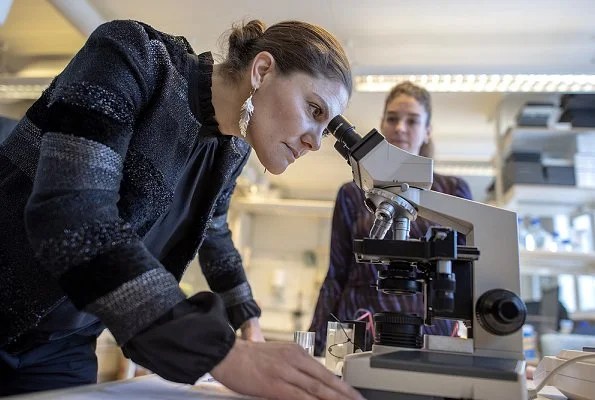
{"left": 247, "top": 70, "right": 349, "bottom": 175}
{"left": 380, "top": 94, "right": 430, "bottom": 155}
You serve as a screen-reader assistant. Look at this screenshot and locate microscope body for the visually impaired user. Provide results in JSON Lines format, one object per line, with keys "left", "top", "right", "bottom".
{"left": 328, "top": 116, "right": 528, "bottom": 400}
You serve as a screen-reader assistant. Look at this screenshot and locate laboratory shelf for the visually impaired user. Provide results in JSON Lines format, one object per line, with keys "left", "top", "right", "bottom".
{"left": 520, "top": 249, "right": 595, "bottom": 275}
{"left": 500, "top": 184, "right": 595, "bottom": 216}
{"left": 230, "top": 197, "right": 334, "bottom": 217}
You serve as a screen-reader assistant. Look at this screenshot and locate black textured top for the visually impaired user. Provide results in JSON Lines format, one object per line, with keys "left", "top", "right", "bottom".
{"left": 0, "top": 20, "right": 259, "bottom": 380}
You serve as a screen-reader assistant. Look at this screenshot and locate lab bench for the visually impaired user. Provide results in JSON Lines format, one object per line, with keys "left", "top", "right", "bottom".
{"left": 5, "top": 373, "right": 567, "bottom": 400}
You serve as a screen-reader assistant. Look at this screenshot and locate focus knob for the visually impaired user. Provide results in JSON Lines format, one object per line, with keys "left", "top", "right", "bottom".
{"left": 476, "top": 289, "right": 527, "bottom": 336}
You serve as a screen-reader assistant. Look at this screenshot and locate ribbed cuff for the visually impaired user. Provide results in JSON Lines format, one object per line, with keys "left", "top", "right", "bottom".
{"left": 226, "top": 299, "right": 262, "bottom": 330}
{"left": 218, "top": 282, "right": 254, "bottom": 308}
{"left": 121, "top": 291, "right": 236, "bottom": 384}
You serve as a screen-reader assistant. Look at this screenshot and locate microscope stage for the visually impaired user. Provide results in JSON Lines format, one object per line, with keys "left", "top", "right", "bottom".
{"left": 344, "top": 350, "right": 527, "bottom": 400}
{"left": 371, "top": 350, "right": 520, "bottom": 381}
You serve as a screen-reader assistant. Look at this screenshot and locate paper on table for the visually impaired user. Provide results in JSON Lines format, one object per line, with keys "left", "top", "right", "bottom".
{"left": 19, "top": 375, "right": 258, "bottom": 400}
{"left": 192, "top": 374, "right": 256, "bottom": 399}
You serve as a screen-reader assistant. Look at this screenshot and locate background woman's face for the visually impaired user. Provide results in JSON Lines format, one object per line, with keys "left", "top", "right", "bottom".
{"left": 380, "top": 94, "right": 430, "bottom": 155}
{"left": 247, "top": 71, "right": 349, "bottom": 175}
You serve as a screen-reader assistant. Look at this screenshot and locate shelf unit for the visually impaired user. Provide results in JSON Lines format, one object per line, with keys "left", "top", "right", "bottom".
{"left": 519, "top": 249, "right": 595, "bottom": 275}
{"left": 491, "top": 96, "right": 595, "bottom": 209}
{"left": 491, "top": 97, "right": 595, "bottom": 283}
{"left": 500, "top": 184, "right": 595, "bottom": 217}
{"left": 230, "top": 197, "right": 334, "bottom": 218}
{"left": 491, "top": 96, "right": 595, "bottom": 214}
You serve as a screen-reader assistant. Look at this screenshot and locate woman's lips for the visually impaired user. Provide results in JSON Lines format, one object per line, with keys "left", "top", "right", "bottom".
{"left": 285, "top": 143, "right": 298, "bottom": 161}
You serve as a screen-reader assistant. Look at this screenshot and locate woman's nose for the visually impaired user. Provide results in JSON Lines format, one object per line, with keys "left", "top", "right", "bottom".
{"left": 301, "top": 130, "right": 322, "bottom": 152}
{"left": 395, "top": 120, "right": 407, "bottom": 133}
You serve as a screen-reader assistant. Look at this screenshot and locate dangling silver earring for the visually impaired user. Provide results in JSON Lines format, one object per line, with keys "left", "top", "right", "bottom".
{"left": 239, "top": 87, "right": 256, "bottom": 138}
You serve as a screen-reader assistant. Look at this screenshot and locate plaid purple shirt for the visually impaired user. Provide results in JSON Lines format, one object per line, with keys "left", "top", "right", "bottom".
{"left": 309, "top": 174, "right": 473, "bottom": 355}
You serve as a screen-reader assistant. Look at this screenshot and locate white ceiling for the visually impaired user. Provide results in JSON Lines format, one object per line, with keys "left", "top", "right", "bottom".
{"left": 90, "top": 0, "right": 595, "bottom": 75}
{"left": 1, "top": 0, "right": 594, "bottom": 200}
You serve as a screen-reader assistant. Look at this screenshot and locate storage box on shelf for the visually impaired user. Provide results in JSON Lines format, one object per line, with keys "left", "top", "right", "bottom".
{"left": 501, "top": 126, "right": 595, "bottom": 157}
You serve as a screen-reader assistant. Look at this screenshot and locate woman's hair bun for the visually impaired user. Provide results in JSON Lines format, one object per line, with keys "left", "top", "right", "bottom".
{"left": 228, "top": 20, "right": 266, "bottom": 56}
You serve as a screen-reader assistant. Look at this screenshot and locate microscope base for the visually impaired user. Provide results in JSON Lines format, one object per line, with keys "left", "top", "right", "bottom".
{"left": 343, "top": 350, "right": 527, "bottom": 400}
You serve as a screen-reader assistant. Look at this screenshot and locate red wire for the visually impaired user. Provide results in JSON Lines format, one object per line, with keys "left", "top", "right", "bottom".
{"left": 355, "top": 310, "right": 375, "bottom": 340}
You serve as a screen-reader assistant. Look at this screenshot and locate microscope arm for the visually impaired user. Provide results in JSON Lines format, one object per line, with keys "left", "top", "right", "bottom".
{"left": 408, "top": 189, "right": 524, "bottom": 357}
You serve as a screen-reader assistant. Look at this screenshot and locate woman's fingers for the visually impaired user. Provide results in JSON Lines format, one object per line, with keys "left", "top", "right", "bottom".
{"left": 281, "top": 367, "right": 354, "bottom": 400}
{"left": 212, "top": 340, "right": 364, "bottom": 400}
{"left": 288, "top": 347, "right": 365, "bottom": 400}
{"left": 268, "top": 379, "right": 320, "bottom": 400}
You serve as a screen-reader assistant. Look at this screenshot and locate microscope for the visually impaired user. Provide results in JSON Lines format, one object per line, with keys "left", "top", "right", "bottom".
{"left": 327, "top": 115, "right": 529, "bottom": 400}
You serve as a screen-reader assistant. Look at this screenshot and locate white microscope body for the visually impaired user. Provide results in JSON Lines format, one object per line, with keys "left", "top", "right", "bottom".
{"left": 328, "top": 115, "right": 528, "bottom": 400}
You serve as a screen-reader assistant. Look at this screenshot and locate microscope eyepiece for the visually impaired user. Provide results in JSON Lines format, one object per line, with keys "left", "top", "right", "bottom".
{"left": 327, "top": 115, "right": 361, "bottom": 149}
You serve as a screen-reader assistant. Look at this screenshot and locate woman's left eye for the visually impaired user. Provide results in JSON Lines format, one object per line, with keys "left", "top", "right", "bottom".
{"left": 310, "top": 104, "right": 322, "bottom": 118}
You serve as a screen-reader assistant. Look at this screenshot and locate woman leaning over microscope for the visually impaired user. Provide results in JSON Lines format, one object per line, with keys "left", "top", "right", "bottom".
{"left": 0, "top": 18, "right": 365, "bottom": 400}
{"left": 309, "top": 81, "right": 473, "bottom": 355}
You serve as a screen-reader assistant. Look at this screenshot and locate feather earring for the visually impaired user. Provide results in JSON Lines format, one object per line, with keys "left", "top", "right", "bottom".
{"left": 239, "top": 87, "right": 256, "bottom": 138}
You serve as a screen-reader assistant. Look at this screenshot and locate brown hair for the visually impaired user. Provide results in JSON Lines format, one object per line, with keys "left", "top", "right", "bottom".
{"left": 219, "top": 20, "right": 352, "bottom": 96}
{"left": 383, "top": 81, "right": 433, "bottom": 158}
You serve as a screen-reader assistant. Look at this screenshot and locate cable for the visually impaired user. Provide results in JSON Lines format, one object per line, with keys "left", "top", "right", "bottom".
{"left": 327, "top": 313, "right": 362, "bottom": 359}
{"left": 353, "top": 308, "right": 375, "bottom": 339}
{"left": 527, "top": 353, "right": 595, "bottom": 399}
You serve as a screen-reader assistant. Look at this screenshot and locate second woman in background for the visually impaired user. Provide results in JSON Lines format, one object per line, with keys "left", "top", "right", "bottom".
{"left": 310, "top": 81, "right": 473, "bottom": 355}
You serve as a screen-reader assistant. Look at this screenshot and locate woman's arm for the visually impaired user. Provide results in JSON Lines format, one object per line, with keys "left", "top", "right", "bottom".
{"left": 25, "top": 20, "right": 188, "bottom": 345}
{"left": 25, "top": 20, "right": 237, "bottom": 383}
{"left": 309, "top": 184, "right": 357, "bottom": 355}
{"left": 198, "top": 157, "right": 262, "bottom": 331}
{"left": 454, "top": 176, "right": 473, "bottom": 201}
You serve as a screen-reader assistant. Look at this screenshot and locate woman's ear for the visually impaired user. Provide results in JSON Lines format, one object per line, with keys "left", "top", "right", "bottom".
{"left": 250, "top": 51, "right": 275, "bottom": 89}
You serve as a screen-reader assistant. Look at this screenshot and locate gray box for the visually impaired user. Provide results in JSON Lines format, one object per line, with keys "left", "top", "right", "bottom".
{"left": 544, "top": 165, "right": 575, "bottom": 186}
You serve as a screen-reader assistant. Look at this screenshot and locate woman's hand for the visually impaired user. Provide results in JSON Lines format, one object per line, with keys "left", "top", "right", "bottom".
{"left": 211, "top": 339, "right": 365, "bottom": 400}
{"left": 240, "top": 317, "right": 265, "bottom": 342}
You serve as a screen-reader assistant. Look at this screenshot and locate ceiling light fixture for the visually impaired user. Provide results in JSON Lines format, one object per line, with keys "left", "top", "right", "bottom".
{"left": 355, "top": 74, "right": 595, "bottom": 93}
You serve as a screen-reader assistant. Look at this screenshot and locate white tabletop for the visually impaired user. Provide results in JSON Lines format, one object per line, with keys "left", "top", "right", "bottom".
{"left": 6, "top": 375, "right": 566, "bottom": 400}
{"left": 5, "top": 375, "right": 250, "bottom": 400}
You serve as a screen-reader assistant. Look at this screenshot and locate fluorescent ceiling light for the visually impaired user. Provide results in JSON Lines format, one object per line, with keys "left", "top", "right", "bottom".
{"left": 434, "top": 160, "right": 495, "bottom": 177}
{"left": 355, "top": 74, "right": 595, "bottom": 93}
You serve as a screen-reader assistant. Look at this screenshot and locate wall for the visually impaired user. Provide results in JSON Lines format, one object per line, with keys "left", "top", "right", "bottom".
{"left": 0, "top": 100, "right": 34, "bottom": 119}
{"left": 181, "top": 212, "right": 334, "bottom": 337}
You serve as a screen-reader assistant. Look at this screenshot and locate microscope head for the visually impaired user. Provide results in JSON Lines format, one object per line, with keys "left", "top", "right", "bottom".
{"left": 327, "top": 115, "right": 434, "bottom": 193}
{"left": 328, "top": 115, "right": 432, "bottom": 240}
